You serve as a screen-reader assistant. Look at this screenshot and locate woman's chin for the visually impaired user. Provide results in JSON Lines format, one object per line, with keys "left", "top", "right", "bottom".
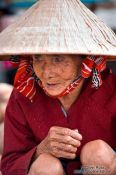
{"left": 42, "top": 84, "right": 67, "bottom": 97}
{"left": 44, "top": 88, "right": 64, "bottom": 97}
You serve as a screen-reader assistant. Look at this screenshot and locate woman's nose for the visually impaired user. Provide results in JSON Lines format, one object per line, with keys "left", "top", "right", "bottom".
{"left": 43, "top": 62, "right": 56, "bottom": 78}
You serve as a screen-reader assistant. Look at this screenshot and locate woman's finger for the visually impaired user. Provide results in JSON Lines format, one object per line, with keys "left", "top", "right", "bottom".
{"left": 50, "top": 141, "right": 78, "bottom": 153}
{"left": 50, "top": 126, "right": 82, "bottom": 141}
{"left": 49, "top": 132, "right": 81, "bottom": 147}
{"left": 52, "top": 147, "right": 76, "bottom": 159}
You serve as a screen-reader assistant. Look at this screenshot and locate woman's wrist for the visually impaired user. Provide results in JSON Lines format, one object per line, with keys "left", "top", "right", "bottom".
{"left": 35, "top": 142, "right": 46, "bottom": 159}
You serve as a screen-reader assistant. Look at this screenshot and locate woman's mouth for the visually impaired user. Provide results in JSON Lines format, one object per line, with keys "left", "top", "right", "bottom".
{"left": 47, "top": 83, "right": 58, "bottom": 86}
{"left": 46, "top": 83, "right": 60, "bottom": 89}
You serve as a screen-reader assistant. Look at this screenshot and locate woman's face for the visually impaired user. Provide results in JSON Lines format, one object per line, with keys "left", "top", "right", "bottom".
{"left": 33, "top": 54, "right": 83, "bottom": 96}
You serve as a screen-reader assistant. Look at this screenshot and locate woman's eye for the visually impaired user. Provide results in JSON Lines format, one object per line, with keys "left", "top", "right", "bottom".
{"left": 33, "top": 55, "right": 43, "bottom": 62}
{"left": 53, "top": 57, "right": 63, "bottom": 63}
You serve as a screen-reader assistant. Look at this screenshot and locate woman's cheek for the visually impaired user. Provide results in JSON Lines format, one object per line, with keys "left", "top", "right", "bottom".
{"left": 33, "top": 67, "right": 41, "bottom": 78}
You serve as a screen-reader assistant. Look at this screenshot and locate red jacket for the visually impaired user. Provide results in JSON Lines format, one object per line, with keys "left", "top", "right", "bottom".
{"left": 1, "top": 69, "right": 116, "bottom": 175}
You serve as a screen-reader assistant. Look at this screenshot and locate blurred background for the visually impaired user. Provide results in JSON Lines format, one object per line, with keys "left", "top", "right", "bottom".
{"left": 0, "top": 0, "right": 116, "bottom": 84}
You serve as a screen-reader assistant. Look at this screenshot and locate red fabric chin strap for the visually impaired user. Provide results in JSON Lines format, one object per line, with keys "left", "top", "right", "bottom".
{"left": 11, "top": 55, "right": 106, "bottom": 102}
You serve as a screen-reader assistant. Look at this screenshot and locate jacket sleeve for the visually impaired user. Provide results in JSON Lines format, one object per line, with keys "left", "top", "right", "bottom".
{"left": 1, "top": 89, "right": 38, "bottom": 175}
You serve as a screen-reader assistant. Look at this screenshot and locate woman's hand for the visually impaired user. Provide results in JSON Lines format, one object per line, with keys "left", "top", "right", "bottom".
{"left": 36, "top": 126, "right": 82, "bottom": 159}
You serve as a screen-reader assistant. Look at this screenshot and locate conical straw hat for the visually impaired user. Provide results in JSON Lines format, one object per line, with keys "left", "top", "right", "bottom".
{"left": 0, "top": 0, "right": 116, "bottom": 60}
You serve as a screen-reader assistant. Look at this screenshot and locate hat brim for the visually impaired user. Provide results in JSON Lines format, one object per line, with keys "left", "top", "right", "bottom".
{"left": 0, "top": 0, "right": 116, "bottom": 60}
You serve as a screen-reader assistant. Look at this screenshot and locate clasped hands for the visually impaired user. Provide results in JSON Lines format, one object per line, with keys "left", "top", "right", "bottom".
{"left": 36, "top": 126, "right": 82, "bottom": 159}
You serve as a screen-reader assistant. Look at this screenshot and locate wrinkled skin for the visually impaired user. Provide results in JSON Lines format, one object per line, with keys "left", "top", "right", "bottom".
{"left": 33, "top": 54, "right": 83, "bottom": 96}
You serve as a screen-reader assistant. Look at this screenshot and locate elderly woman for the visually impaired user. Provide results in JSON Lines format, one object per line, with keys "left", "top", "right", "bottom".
{"left": 0, "top": 0, "right": 116, "bottom": 175}
{"left": 0, "top": 53, "right": 116, "bottom": 175}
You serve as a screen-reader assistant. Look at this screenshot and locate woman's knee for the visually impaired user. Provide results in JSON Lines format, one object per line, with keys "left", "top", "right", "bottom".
{"left": 80, "top": 140, "right": 116, "bottom": 173}
{"left": 28, "top": 153, "right": 65, "bottom": 175}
